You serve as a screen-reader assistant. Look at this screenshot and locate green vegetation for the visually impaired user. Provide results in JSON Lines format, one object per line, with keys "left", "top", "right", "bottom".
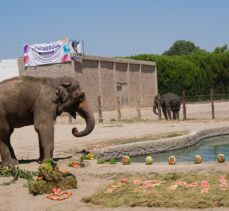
{"left": 107, "top": 131, "right": 188, "bottom": 145}
{"left": 126, "top": 40, "right": 229, "bottom": 101}
{"left": 162, "top": 40, "right": 205, "bottom": 56}
{"left": 0, "top": 160, "right": 77, "bottom": 195}
{"left": 28, "top": 159, "right": 77, "bottom": 195}
{"left": 0, "top": 165, "right": 38, "bottom": 185}
{"left": 82, "top": 172, "right": 229, "bottom": 208}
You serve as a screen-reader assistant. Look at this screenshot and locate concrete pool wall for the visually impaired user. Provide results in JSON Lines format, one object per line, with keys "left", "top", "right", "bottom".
{"left": 91, "top": 127, "right": 229, "bottom": 160}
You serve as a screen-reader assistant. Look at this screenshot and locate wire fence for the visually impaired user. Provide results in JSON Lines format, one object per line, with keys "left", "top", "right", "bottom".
{"left": 57, "top": 90, "right": 229, "bottom": 124}
{"left": 100, "top": 90, "right": 229, "bottom": 122}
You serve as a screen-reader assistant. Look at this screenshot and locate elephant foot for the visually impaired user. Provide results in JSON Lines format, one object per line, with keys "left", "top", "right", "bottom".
{"left": 1, "top": 159, "right": 19, "bottom": 166}
{"left": 38, "top": 157, "right": 53, "bottom": 164}
{"left": 37, "top": 159, "right": 42, "bottom": 164}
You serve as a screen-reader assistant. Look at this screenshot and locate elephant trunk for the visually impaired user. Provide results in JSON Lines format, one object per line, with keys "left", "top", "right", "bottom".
{"left": 153, "top": 104, "right": 158, "bottom": 115}
{"left": 72, "top": 100, "right": 95, "bottom": 137}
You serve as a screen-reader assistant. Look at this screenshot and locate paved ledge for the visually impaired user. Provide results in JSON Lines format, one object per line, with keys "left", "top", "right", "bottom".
{"left": 91, "top": 126, "right": 229, "bottom": 160}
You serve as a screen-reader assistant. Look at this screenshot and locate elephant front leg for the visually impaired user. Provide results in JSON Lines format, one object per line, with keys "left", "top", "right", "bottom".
{"left": 35, "top": 117, "right": 54, "bottom": 163}
{"left": 167, "top": 110, "right": 172, "bottom": 120}
{"left": 162, "top": 109, "right": 168, "bottom": 120}
{"left": 38, "top": 139, "right": 45, "bottom": 163}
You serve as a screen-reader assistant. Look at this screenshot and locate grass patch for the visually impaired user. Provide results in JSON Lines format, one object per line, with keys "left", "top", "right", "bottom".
{"left": 103, "top": 124, "right": 124, "bottom": 128}
{"left": 114, "top": 131, "right": 189, "bottom": 145}
{"left": 120, "top": 118, "right": 153, "bottom": 124}
{"left": 82, "top": 172, "right": 229, "bottom": 208}
{"left": 110, "top": 118, "right": 156, "bottom": 124}
{"left": 86, "top": 131, "right": 189, "bottom": 151}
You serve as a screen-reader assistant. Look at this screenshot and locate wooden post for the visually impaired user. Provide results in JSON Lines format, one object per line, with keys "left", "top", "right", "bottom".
{"left": 69, "top": 114, "right": 72, "bottom": 124}
{"left": 98, "top": 96, "right": 103, "bottom": 123}
{"left": 137, "top": 97, "right": 141, "bottom": 120}
{"left": 157, "top": 94, "right": 162, "bottom": 120}
{"left": 117, "top": 96, "right": 121, "bottom": 121}
{"left": 210, "top": 89, "right": 215, "bottom": 119}
{"left": 182, "top": 90, "right": 187, "bottom": 120}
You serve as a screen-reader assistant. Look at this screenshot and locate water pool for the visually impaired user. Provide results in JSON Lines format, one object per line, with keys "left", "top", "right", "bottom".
{"left": 131, "top": 135, "right": 229, "bottom": 163}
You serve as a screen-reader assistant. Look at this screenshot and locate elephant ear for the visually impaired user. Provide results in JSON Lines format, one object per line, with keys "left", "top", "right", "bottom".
{"left": 56, "top": 83, "right": 72, "bottom": 103}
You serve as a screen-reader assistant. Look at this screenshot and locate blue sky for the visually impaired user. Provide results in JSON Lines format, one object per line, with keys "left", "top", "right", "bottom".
{"left": 0, "top": 0, "right": 228, "bottom": 59}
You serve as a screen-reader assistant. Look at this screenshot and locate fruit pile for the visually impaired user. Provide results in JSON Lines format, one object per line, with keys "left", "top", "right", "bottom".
{"left": 28, "top": 159, "right": 77, "bottom": 195}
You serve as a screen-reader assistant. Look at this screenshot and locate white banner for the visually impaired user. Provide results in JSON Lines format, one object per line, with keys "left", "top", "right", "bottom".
{"left": 23, "top": 38, "right": 71, "bottom": 67}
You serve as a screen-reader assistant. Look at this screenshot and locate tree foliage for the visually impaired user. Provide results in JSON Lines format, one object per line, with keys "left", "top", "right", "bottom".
{"left": 162, "top": 40, "right": 205, "bottom": 56}
{"left": 128, "top": 51, "right": 229, "bottom": 98}
{"left": 213, "top": 44, "right": 228, "bottom": 54}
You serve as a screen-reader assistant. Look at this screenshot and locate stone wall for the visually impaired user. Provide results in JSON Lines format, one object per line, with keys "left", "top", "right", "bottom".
{"left": 18, "top": 55, "right": 157, "bottom": 112}
{"left": 91, "top": 127, "right": 229, "bottom": 160}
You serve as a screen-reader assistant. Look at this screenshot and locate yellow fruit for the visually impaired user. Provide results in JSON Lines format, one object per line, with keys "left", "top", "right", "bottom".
{"left": 218, "top": 154, "right": 225, "bottom": 163}
{"left": 168, "top": 155, "right": 176, "bottom": 165}
{"left": 145, "top": 156, "right": 153, "bottom": 165}
{"left": 194, "top": 155, "right": 202, "bottom": 164}
{"left": 122, "top": 155, "right": 130, "bottom": 165}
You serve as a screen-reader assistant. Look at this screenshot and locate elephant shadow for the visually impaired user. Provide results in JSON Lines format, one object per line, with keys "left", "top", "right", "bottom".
{"left": 17, "top": 156, "right": 72, "bottom": 164}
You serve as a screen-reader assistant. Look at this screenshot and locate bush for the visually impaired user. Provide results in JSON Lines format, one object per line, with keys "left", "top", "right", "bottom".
{"left": 127, "top": 52, "right": 229, "bottom": 100}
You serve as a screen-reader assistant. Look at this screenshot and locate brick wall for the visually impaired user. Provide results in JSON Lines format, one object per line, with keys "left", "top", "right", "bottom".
{"left": 18, "top": 55, "right": 157, "bottom": 112}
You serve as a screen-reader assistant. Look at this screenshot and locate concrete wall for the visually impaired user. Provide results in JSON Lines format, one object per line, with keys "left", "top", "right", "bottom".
{"left": 18, "top": 55, "right": 157, "bottom": 112}
{"left": 0, "top": 59, "right": 19, "bottom": 82}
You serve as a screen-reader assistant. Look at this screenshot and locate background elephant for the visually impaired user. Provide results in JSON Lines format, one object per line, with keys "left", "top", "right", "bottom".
{"left": 0, "top": 76, "right": 95, "bottom": 165}
{"left": 153, "top": 92, "right": 181, "bottom": 120}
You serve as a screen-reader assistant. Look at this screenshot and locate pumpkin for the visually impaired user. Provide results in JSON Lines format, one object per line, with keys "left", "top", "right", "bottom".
{"left": 122, "top": 155, "right": 130, "bottom": 165}
{"left": 218, "top": 154, "right": 225, "bottom": 163}
{"left": 194, "top": 155, "right": 202, "bottom": 164}
{"left": 168, "top": 155, "right": 176, "bottom": 165}
{"left": 86, "top": 153, "right": 95, "bottom": 160}
{"left": 145, "top": 156, "right": 153, "bottom": 165}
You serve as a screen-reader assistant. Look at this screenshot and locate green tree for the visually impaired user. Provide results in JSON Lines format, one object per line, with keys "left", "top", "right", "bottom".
{"left": 213, "top": 44, "right": 228, "bottom": 53}
{"left": 162, "top": 40, "right": 205, "bottom": 56}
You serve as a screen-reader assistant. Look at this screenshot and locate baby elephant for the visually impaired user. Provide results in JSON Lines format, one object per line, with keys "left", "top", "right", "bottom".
{"left": 153, "top": 92, "right": 181, "bottom": 120}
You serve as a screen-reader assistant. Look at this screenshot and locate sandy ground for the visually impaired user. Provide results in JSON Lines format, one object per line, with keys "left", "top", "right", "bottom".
{"left": 1, "top": 103, "right": 229, "bottom": 211}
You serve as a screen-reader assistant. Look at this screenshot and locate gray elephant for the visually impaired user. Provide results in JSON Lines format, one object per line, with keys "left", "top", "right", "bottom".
{"left": 0, "top": 76, "right": 95, "bottom": 165}
{"left": 153, "top": 92, "right": 181, "bottom": 120}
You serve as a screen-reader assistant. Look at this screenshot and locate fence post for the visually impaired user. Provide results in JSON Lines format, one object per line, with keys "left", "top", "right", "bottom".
{"left": 137, "top": 97, "right": 141, "bottom": 120}
{"left": 117, "top": 96, "right": 121, "bottom": 121}
{"left": 69, "top": 114, "right": 72, "bottom": 124}
{"left": 157, "top": 94, "right": 162, "bottom": 120}
{"left": 98, "top": 96, "right": 103, "bottom": 123}
{"left": 210, "top": 89, "right": 215, "bottom": 119}
{"left": 182, "top": 90, "right": 187, "bottom": 120}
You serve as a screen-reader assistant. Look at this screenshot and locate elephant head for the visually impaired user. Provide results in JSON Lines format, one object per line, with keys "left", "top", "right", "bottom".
{"left": 153, "top": 94, "right": 165, "bottom": 115}
{"left": 56, "top": 80, "right": 95, "bottom": 137}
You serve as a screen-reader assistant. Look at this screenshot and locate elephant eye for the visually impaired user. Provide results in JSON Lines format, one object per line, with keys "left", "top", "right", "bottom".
{"left": 79, "top": 93, "right": 85, "bottom": 101}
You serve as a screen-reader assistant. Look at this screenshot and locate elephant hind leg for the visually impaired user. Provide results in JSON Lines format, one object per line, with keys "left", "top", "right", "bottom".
{"left": 0, "top": 129, "right": 18, "bottom": 165}
{"left": 162, "top": 109, "right": 168, "bottom": 120}
{"left": 174, "top": 110, "right": 180, "bottom": 120}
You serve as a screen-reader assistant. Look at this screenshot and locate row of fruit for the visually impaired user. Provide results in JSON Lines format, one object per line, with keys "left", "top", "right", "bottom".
{"left": 80, "top": 153, "right": 226, "bottom": 165}
{"left": 122, "top": 154, "right": 226, "bottom": 165}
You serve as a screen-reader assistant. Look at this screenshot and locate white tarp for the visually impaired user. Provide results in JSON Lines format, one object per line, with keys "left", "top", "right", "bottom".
{"left": 0, "top": 59, "right": 19, "bottom": 82}
{"left": 23, "top": 38, "right": 71, "bottom": 67}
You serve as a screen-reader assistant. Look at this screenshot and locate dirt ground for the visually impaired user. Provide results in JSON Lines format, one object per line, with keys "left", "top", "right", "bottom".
{"left": 1, "top": 102, "right": 229, "bottom": 211}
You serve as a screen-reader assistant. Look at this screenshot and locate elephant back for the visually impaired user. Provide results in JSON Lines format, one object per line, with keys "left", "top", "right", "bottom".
{"left": 163, "top": 92, "right": 181, "bottom": 110}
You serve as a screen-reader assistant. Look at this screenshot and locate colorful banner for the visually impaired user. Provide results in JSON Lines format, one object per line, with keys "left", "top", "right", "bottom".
{"left": 23, "top": 38, "right": 71, "bottom": 67}
{"left": 69, "top": 40, "right": 83, "bottom": 60}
